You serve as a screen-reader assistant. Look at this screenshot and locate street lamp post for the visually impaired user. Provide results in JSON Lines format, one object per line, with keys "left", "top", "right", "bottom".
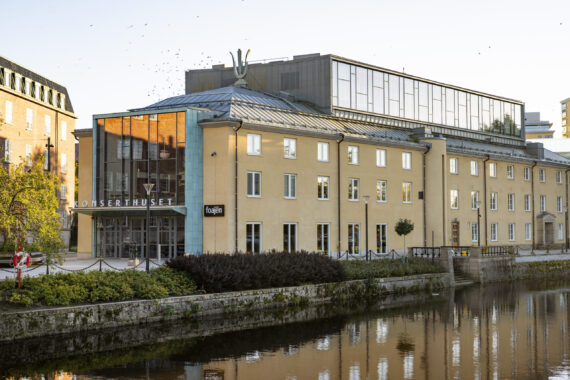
{"left": 143, "top": 183, "right": 155, "bottom": 272}
{"left": 363, "top": 195, "right": 370, "bottom": 261}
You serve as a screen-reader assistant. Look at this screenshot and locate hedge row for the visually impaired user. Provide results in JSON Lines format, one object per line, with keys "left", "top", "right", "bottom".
{"left": 0, "top": 267, "right": 197, "bottom": 306}
{"left": 167, "top": 252, "right": 347, "bottom": 293}
{"left": 341, "top": 258, "right": 445, "bottom": 280}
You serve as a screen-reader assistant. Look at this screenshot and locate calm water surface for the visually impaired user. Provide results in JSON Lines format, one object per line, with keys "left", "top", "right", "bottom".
{"left": 3, "top": 280, "right": 570, "bottom": 380}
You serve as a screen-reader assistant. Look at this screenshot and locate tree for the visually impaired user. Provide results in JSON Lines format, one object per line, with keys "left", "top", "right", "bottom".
{"left": 0, "top": 158, "right": 64, "bottom": 263}
{"left": 395, "top": 218, "right": 414, "bottom": 254}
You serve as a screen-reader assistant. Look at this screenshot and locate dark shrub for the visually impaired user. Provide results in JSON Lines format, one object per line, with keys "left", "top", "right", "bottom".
{"left": 342, "top": 258, "right": 445, "bottom": 280}
{"left": 167, "top": 252, "right": 347, "bottom": 293}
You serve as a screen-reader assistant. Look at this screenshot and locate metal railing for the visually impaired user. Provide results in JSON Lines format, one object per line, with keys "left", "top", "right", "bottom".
{"left": 444, "top": 246, "right": 472, "bottom": 257}
{"left": 410, "top": 247, "right": 441, "bottom": 259}
{"left": 334, "top": 249, "right": 402, "bottom": 261}
{"left": 481, "top": 246, "right": 513, "bottom": 256}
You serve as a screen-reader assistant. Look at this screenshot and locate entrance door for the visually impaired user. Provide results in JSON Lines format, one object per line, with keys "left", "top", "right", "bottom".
{"left": 545, "top": 222, "right": 554, "bottom": 245}
{"left": 451, "top": 222, "right": 460, "bottom": 247}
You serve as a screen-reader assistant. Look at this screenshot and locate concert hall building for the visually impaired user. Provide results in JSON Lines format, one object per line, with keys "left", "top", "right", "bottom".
{"left": 74, "top": 53, "right": 570, "bottom": 258}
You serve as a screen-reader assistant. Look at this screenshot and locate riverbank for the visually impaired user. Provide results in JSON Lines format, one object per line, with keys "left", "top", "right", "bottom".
{"left": 0, "top": 273, "right": 449, "bottom": 342}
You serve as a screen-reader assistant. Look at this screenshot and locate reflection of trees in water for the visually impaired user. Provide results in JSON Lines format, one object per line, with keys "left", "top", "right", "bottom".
{"left": 396, "top": 333, "right": 415, "bottom": 356}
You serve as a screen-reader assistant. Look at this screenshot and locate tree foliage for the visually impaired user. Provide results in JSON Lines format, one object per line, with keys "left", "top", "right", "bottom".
{"left": 395, "top": 219, "right": 414, "bottom": 237}
{"left": 0, "top": 158, "right": 64, "bottom": 262}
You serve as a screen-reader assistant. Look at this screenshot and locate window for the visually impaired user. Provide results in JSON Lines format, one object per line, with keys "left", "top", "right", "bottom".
{"left": 60, "top": 184, "right": 67, "bottom": 200}
{"left": 56, "top": 93, "right": 62, "bottom": 108}
{"left": 283, "top": 138, "right": 296, "bottom": 159}
{"left": 247, "top": 134, "right": 261, "bottom": 155}
{"left": 524, "top": 167, "right": 530, "bottom": 181}
{"left": 26, "top": 108, "right": 33, "bottom": 130}
{"left": 559, "top": 224, "right": 564, "bottom": 240}
{"left": 450, "top": 189, "right": 459, "bottom": 209}
{"left": 61, "top": 121, "right": 67, "bottom": 141}
{"left": 25, "top": 144, "right": 32, "bottom": 166}
{"left": 317, "top": 176, "right": 329, "bottom": 200}
{"left": 508, "top": 223, "right": 515, "bottom": 241}
{"left": 525, "top": 223, "right": 532, "bottom": 241}
{"left": 247, "top": 171, "right": 261, "bottom": 197}
{"left": 540, "top": 195, "right": 546, "bottom": 212}
{"left": 348, "top": 178, "right": 359, "bottom": 200}
{"left": 376, "top": 224, "right": 387, "bottom": 254}
{"left": 284, "top": 174, "right": 296, "bottom": 199}
{"left": 471, "top": 191, "right": 479, "bottom": 210}
{"left": 348, "top": 223, "right": 360, "bottom": 254}
{"left": 0, "top": 68, "right": 4, "bottom": 86}
{"left": 557, "top": 196, "right": 563, "bottom": 213}
{"left": 30, "top": 81, "right": 35, "bottom": 97}
{"left": 490, "top": 223, "right": 498, "bottom": 241}
{"left": 45, "top": 115, "right": 51, "bottom": 136}
{"left": 4, "top": 140, "right": 11, "bottom": 162}
{"left": 402, "top": 182, "right": 412, "bottom": 203}
{"left": 20, "top": 77, "right": 26, "bottom": 94}
{"left": 507, "top": 193, "right": 515, "bottom": 211}
{"left": 376, "top": 149, "right": 386, "bottom": 167}
{"left": 318, "top": 142, "right": 329, "bottom": 162}
{"left": 246, "top": 223, "right": 262, "bottom": 253}
{"left": 40, "top": 85, "right": 45, "bottom": 101}
{"left": 539, "top": 169, "right": 545, "bottom": 182}
{"left": 472, "top": 223, "right": 479, "bottom": 242}
{"left": 348, "top": 146, "right": 359, "bottom": 164}
{"left": 283, "top": 223, "right": 297, "bottom": 252}
{"left": 489, "top": 162, "right": 496, "bottom": 177}
{"left": 48, "top": 89, "right": 53, "bottom": 105}
{"left": 402, "top": 152, "right": 411, "bottom": 170}
{"left": 557, "top": 171, "right": 563, "bottom": 184}
{"left": 317, "top": 223, "right": 329, "bottom": 254}
{"left": 60, "top": 153, "right": 67, "bottom": 173}
{"left": 470, "top": 160, "right": 478, "bottom": 176}
{"left": 524, "top": 194, "right": 531, "bottom": 211}
{"left": 9, "top": 73, "right": 15, "bottom": 90}
{"left": 5, "top": 101, "right": 12, "bottom": 124}
{"left": 44, "top": 150, "right": 48, "bottom": 170}
{"left": 377, "top": 180, "right": 387, "bottom": 202}
{"left": 507, "top": 165, "right": 514, "bottom": 179}
{"left": 449, "top": 158, "right": 458, "bottom": 174}
{"left": 490, "top": 192, "right": 498, "bottom": 210}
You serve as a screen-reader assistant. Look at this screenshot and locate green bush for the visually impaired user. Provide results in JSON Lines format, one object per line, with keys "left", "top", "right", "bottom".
{"left": 0, "top": 267, "right": 197, "bottom": 307}
{"left": 342, "top": 258, "right": 445, "bottom": 280}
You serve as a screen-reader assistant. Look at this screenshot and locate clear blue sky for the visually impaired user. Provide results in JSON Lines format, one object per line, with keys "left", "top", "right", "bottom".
{"left": 3, "top": 0, "right": 570, "bottom": 135}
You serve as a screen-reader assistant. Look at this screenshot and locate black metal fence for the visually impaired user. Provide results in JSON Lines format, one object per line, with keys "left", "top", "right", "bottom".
{"left": 410, "top": 247, "right": 441, "bottom": 260}
{"left": 444, "top": 246, "right": 472, "bottom": 257}
{"left": 481, "top": 246, "right": 512, "bottom": 256}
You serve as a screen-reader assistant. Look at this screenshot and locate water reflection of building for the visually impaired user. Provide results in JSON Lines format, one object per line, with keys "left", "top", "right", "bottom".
{"left": 75, "top": 53, "right": 570, "bottom": 257}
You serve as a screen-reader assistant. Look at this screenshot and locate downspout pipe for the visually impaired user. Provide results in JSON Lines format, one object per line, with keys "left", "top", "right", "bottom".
{"left": 566, "top": 169, "right": 570, "bottom": 251}
{"left": 233, "top": 121, "right": 243, "bottom": 254}
{"left": 422, "top": 144, "right": 431, "bottom": 247}
{"left": 483, "top": 155, "right": 490, "bottom": 246}
{"left": 336, "top": 133, "right": 344, "bottom": 258}
{"left": 531, "top": 161, "right": 537, "bottom": 251}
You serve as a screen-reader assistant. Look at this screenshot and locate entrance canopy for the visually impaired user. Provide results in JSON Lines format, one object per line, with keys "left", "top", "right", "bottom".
{"left": 71, "top": 206, "right": 186, "bottom": 217}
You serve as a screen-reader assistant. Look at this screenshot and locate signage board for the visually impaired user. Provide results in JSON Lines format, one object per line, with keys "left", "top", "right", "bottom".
{"left": 204, "top": 205, "right": 225, "bottom": 217}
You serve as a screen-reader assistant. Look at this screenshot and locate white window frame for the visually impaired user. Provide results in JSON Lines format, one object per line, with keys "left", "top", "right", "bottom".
{"left": 376, "top": 149, "right": 386, "bottom": 167}
{"left": 348, "top": 146, "right": 359, "bottom": 165}
{"left": 376, "top": 223, "right": 388, "bottom": 254}
{"left": 524, "top": 194, "right": 531, "bottom": 212}
{"left": 559, "top": 224, "right": 564, "bottom": 240}
{"left": 557, "top": 196, "right": 563, "bottom": 213}
{"left": 246, "top": 222, "right": 262, "bottom": 253}
{"left": 540, "top": 195, "right": 546, "bottom": 212}
{"left": 489, "top": 162, "right": 496, "bottom": 178}
{"left": 45, "top": 115, "right": 51, "bottom": 136}
{"left": 508, "top": 223, "right": 515, "bottom": 241}
{"left": 450, "top": 189, "right": 459, "bottom": 209}
{"left": 5, "top": 101, "right": 12, "bottom": 124}
{"left": 283, "top": 138, "right": 296, "bottom": 159}
{"left": 556, "top": 171, "right": 562, "bottom": 184}
{"left": 525, "top": 223, "right": 532, "bottom": 241}
{"left": 539, "top": 169, "right": 545, "bottom": 182}
{"left": 25, "top": 144, "right": 32, "bottom": 166}
{"left": 26, "top": 108, "right": 33, "bottom": 130}
{"left": 60, "top": 153, "right": 67, "bottom": 174}
{"left": 4, "top": 140, "right": 11, "bottom": 162}
{"left": 317, "top": 176, "right": 329, "bottom": 200}
{"left": 61, "top": 121, "right": 67, "bottom": 141}
{"left": 348, "top": 223, "right": 360, "bottom": 254}
{"left": 377, "top": 180, "right": 387, "bottom": 202}
{"left": 470, "top": 160, "right": 478, "bottom": 176}
{"left": 317, "top": 223, "right": 330, "bottom": 254}
{"left": 472, "top": 223, "right": 479, "bottom": 242}
{"left": 471, "top": 191, "right": 479, "bottom": 210}
{"left": 402, "top": 152, "right": 412, "bottom": 170}
{"left": 524, "top": 167, "right": 530, "bottom": 181}
{"left": 507, "top": 165, "right": 514, "bottom": 179}
{"left": 490, "top": 192, "right": 498, "bottom": 211}
{"left": 348, "top": 178, "right": 359, "bottom": 201}
{"left": 317, "top": 142, "right": 329, "bottom": 162}
{"left": 402, "top": 182, "right": 412, "bottom": 204}
{"left": 507, "top": 193, "right": 515, "bottom": 211}
{"left": 284, "top": 173, "right": 296, "bottom": 199}
{"left": 247, "top": 171, "right": 261, "bottom": 197}
{"left": 490, "top": 223, "right": 498, "bottom": 242}
{"left": 247, "top": 134, "right": 261, "bottom": 155}
{"left": 283, "top": 223, "right": 297, "bottom": 252}
{"left": 449, "top": 158, "right": 458, "bottom": 174}
{"left": 60, "top": 184, "right": 67, "bottom": 200}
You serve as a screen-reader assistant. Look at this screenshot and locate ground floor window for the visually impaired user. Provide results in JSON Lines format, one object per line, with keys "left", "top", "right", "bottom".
{"left": 283, "top": 223, "right": 297, "bottom": 252}
{"left": 508, "top": 223, "right": 515, "bottom": 241}
{"left": 490, "top": 223, "right": 497, "bottom": 242}
{"left": 317, "top": 223, "right": 329, "bottom": 254}
{"left": 348, "top": 223, "right": 360, "bottom": 254}
{"left": 246, "top": 222, "right": 262, "bottom": 253}
{"left": 376, "top": 223, "right": 387, "bottom": 253}
{"left": 525, "top": 223, "right": 531, "bottom": 241}
{"left": 558, "top": 223, "right": 563, "bottom": 240}
{"left": 471, "top": 223, "right": 479, "bottom": 242}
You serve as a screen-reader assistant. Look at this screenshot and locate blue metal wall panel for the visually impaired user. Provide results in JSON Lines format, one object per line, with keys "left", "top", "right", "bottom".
{"left": 184, "top": 110, "right": 203, "bottom": 254}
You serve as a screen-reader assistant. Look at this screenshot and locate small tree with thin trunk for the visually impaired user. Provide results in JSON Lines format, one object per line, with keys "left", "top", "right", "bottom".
{"left": 395, "top": 219, "right": 414, "bottom": 255}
